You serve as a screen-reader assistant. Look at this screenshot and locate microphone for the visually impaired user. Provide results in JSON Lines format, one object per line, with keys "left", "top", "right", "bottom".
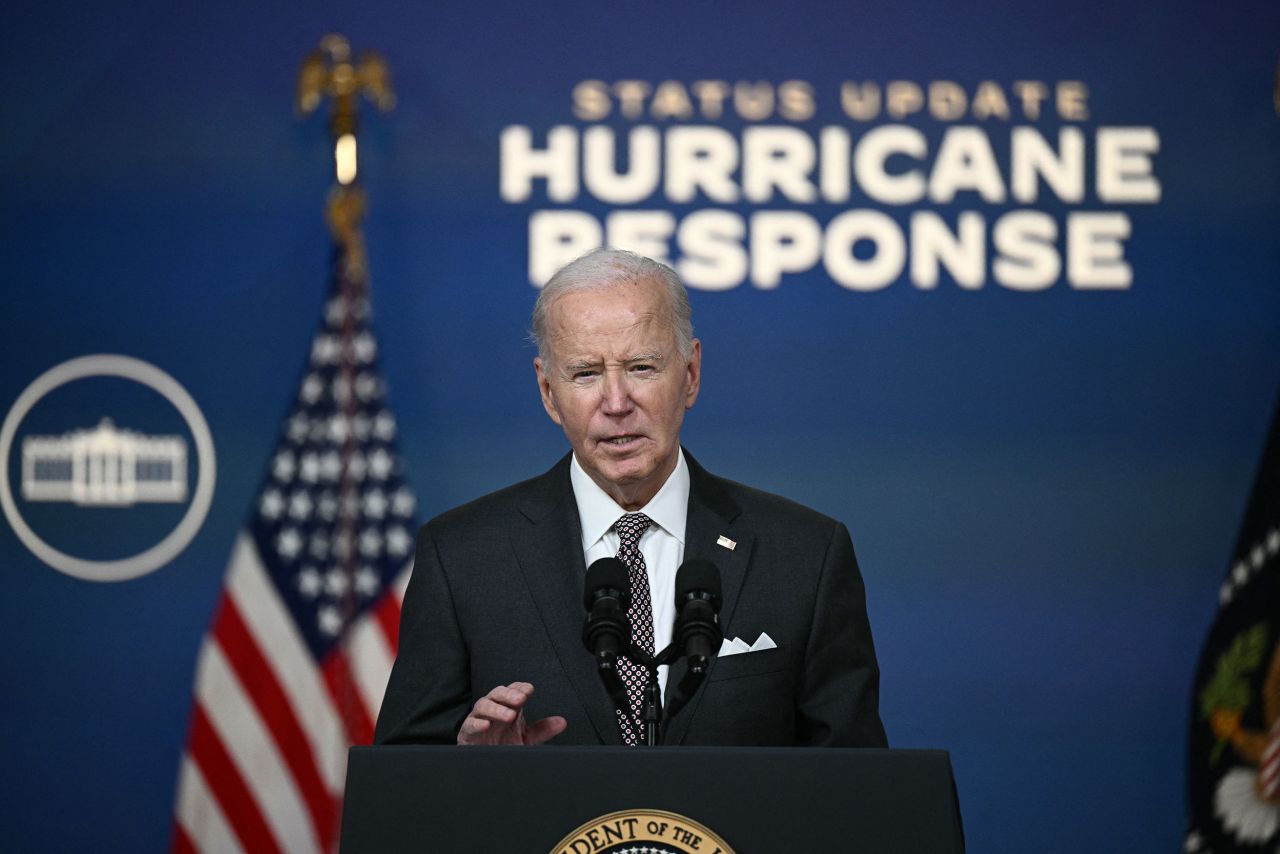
{"left": 581, "top": 557, "right": 631, "bottom": 669}
{"left": 673, "top": 558, "right": 723, "bottom": 674}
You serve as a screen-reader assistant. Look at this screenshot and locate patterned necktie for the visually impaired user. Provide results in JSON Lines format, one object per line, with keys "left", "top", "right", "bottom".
{"left": 614, "top": 512, "right": 655, "bottom": 746}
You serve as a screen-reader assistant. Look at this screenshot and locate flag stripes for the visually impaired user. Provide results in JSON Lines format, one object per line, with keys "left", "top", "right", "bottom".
{"left": 225, "top": 537, "right": 348, "bottom": 791}
{"left": 175, "top": 757, "right": 238, "bottom": 854}
{"left": 211, "top": 597, "right": 339, "bottom": 847}
{"left": 176, "top": 539, "right": 410, "bottom": 852}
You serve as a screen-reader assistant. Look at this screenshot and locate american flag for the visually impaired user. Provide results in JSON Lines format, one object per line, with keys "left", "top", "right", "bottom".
{"left": 173, "top": 243, "right": 416, "bottom": 853}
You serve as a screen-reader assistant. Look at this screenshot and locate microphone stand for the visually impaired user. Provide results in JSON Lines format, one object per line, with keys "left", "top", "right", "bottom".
{"left": 628, "top": 641, "right": 704, "bottom": 747}
{"left": 642, "top": 668, "right": 662, "bottom": 747}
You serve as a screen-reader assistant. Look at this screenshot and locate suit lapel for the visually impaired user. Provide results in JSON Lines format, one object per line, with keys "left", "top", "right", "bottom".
{"left": 663, "top": 450, "right": 754, "bottom": 744}
{"left": 509, "top": 455, "right": 622, "bottom": 744}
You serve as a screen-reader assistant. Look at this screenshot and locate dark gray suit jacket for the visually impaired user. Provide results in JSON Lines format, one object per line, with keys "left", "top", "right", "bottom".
{"left": 374, "top": 451, "right": 886, "bottom": 747}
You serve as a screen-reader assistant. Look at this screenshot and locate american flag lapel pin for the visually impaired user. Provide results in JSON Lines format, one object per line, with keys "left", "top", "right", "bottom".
{"left": 716, "top": 535, "right": 737, "bottom": 551}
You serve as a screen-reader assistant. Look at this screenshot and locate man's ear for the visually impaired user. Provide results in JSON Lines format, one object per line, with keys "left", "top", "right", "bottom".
{"left": 683, "top": 339, "right": 702, "bottom": 409}
{"left": 534, "top": 357, "right": 563, "bottom": 426}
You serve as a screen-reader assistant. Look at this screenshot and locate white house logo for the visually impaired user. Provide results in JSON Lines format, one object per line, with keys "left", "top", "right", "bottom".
{"left": 23, "top": 418, "right": 187, "bottom": 506}
{"left": 1, "top": 355, "right": 216, "bottom": 582}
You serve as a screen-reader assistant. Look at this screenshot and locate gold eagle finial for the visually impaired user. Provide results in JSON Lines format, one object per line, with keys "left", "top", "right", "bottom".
{"left": 295, "top": 34, "right": 396, "bottom": 180}
{"left": 297, "top": 34, "right": 394, "bottom": 276}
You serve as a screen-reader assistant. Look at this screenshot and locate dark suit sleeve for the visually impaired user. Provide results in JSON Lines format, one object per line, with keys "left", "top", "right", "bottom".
{"left": 796, "top": 521, "right": 887, "bottom": 747}
{"left": 373, "top": 523, "right": 471, "bottom": 744}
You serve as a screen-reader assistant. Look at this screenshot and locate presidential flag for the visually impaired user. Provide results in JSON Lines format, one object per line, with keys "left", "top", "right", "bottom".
{"left": 172, "top": 230, "right": 416, "bottom": 853}
{"left": 1186, "top": 393, "right": 1280, "bottom": 853}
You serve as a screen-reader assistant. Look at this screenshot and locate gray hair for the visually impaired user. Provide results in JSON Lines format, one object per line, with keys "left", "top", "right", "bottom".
{"left": 531, "top": 248, "right": 694, "bottom": 362}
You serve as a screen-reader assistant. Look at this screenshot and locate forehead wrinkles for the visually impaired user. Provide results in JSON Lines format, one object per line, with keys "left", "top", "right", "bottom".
{"left": 547, "top": 306, "right": 673, "bottom": 363}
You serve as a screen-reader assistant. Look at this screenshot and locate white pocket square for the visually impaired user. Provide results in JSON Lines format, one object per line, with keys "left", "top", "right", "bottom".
{"left": 718, "top": 632, "right": 777, "bottom": 657}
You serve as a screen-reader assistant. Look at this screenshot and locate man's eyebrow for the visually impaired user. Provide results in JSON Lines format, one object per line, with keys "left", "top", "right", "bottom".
{"left": 560, "top": 351, "right": 666, "bottom": 370}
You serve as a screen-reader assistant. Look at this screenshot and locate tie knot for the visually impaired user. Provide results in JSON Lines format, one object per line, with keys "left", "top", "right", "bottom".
{"left": 614, "top": 512, "right": 652, "bottom": 547}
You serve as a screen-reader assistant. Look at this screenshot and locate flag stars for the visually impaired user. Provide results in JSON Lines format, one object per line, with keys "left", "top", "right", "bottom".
{"left": 325, "top": 297, "right": 347, "bottom": 326}
{"left": 259, "top": 488, "right": 285, "bottom": 520}
{"left": 386, "top": 525, "right": 411, "bottom": 557}
{"left": 362, "top": 488, "right": 388, "bottom": 519}
{"left": 297, "top": 567, "right": 322, "bottom": 598}
{"left": 299, "top": 452, "right": 321, "bottom": 483}
{"left": 1250, "top": 546, "right": 1265, "bottom": 570}
{"left": 287, "top": 413, "right": 311, "bottom": 442}
{"left": 320, "top": 450, "right": 343, "bottom": 482}
{"left": 317, "top": 605, "right": 343, "bottom": 637}
{"left": 328, "top": 415, "right": 350, "bottom": 443}
{"left": 355, "top": 566, "right": 380, "bottom": 596}
{"left": 392, "top": 487, "right": 415, "bottom": 517}
{"left": 368, "top": 448, "right": 393, "bottom": 480}
{"left": 276, "top": 528, "right": 303, "bottom": 561}
{"left": 288, "top": 490, "right": 313, "bottom": 521}
{"left": 352, "top": 332, "right": 377, "bottom": 363}
{"left": 373, "top": 411, "right": 396, "bottom": 441}
{"left": 332, "top": 297, "right": 371, "bottom": 324}
{"left": 324, "top": 568, "right": 350, "bottom": 597}
{"left": 1267, "top": 528, "right": 1279, "bottom": 555}
{"left": 272, "top": 452, "right": 296, "bottom": 482}
{"left": 359, "top": 527, "right": 384, "bottom": 558}
{"left": 300, "top": 373, "right": 324, "bottom": 404}
{"left": 242, "top": 295, "right": 416, "bottom": 650}
{"left": 311, "top": 335, "right": 340, "bottom": 364}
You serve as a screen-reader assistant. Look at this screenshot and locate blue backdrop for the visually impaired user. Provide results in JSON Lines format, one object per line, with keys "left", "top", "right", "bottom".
{"left": 3, "top": 1, "right": 1279, "bottom": 850}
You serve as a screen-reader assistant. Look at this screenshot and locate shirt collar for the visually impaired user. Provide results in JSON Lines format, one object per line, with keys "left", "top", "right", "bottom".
{"left": 570, "top": 449, "right": 690, "bottom": 549}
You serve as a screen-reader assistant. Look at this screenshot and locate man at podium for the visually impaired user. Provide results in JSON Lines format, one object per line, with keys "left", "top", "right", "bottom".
{"left": 375, "top": 248, "right": 886, "bottom": 749}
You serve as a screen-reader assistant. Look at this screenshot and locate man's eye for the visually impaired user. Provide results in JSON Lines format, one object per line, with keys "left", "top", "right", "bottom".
{"left": 630, "top": 364, "right": 655, "bottom": 374}
{"left": 572, "top": 370, "right": 599, "bottom": 381}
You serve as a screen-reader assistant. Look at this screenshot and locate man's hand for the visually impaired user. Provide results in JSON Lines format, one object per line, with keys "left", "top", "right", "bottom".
{"left": 457, "top": 682, "right": 568, "bottom": 746}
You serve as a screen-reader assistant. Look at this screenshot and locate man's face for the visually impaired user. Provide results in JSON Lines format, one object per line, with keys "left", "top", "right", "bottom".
{"left": 535, "top": 278, "right": 701, "bottom": 510}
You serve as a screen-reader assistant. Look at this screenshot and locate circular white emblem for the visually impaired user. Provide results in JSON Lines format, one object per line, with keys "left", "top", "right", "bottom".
{"left": 0, "top": 355, "right": 216, "bottom": 581}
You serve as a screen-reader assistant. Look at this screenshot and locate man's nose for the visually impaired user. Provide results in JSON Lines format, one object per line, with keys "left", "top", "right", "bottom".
{"left": 600, "top": 368, "right": 633, "bottom": 415}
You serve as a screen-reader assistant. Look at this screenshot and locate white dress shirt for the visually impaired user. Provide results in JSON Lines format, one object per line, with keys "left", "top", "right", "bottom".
{"left": 570, "top": 449, "right": 690, "bottom": 698}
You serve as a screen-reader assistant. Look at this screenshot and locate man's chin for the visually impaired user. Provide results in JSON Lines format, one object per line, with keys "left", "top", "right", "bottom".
{"left": 581, "top": 447, "right": 679, "bottom": 508}
{"left": 596, "top": 461, "right": 652, "bottom": 487}
{"left": 590, "top": 440, "right": 649, "bottom": 468}
{"left": 586, "top": 453, "right": 657, "bottom": 489}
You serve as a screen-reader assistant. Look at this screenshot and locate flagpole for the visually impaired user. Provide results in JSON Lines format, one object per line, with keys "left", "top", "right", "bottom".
{"left": 297, "top": 33, "right": 397, "bottom": 778}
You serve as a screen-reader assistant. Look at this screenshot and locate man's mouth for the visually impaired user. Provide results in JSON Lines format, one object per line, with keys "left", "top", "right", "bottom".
{"left": 602, "top": 435, "right": 642, "bottom": 447}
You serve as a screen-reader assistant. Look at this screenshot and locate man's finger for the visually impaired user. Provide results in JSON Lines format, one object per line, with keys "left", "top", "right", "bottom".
{"left": 457, "top": 716, "right": 491, "bottom": 743}
{"left": 525, "top": 715, "right": 568, "bottom": 745}
{"left": 490, "top": 683, "right": 534, "bottom": 707}
{"left": 470, "top": 697, "right": 519, "bottom": 723}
